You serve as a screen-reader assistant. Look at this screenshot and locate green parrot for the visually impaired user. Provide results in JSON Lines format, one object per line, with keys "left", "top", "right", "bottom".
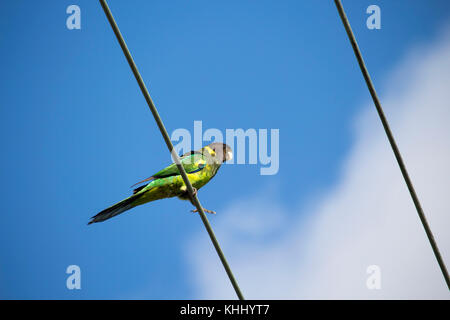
{"left": 88, "top": 142, "right": 233, "bottom": 224}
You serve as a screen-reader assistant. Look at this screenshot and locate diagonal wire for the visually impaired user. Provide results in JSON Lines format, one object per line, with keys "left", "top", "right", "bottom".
{"left": 99, "top": 0, "right": 244, "bottom": 300}
{"left": 334, "top": 0, "right": 450, "bottom": 289}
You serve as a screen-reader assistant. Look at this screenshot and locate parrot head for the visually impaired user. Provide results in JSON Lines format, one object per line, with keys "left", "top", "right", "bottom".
{"left": 205, "top": 142, "right": 233, "bottom": 163}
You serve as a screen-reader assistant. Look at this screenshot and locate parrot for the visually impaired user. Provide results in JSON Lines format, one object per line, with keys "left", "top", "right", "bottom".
{"left": 88, "top": 142, "right": 233, "bottom": 224}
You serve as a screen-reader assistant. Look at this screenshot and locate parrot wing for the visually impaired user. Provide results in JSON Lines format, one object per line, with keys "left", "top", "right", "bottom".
{"left": 153, "top": 151, "right": 206, "bottom": 178}
{"left": 131, "top": 152, "right": 207, "bottom": 193}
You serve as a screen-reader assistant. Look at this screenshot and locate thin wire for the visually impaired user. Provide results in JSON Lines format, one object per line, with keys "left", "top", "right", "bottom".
{"left": 334, "top": 0, "right": 450, "bottom": 289}
{"left": 99, "top": 0, "right": 244, "bottom": 300}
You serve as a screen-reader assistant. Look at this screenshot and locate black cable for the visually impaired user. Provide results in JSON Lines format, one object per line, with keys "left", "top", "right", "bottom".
{"left": 99, "top": 0, "right": 244, "bottom": 299}
{"left": 334, "top": 0, "right": 450, "bottom": 289}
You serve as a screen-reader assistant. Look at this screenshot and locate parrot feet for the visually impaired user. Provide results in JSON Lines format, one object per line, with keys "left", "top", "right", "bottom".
{"left": 186, "top": 187, "right": 216, "bottom": 214}
{"left": 191, "top": 208, "right": 216, "bottom": 214}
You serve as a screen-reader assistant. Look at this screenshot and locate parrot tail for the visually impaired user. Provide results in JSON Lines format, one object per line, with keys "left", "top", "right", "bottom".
{"left": 88, "top": 192, "right": 145, "bottom": 225}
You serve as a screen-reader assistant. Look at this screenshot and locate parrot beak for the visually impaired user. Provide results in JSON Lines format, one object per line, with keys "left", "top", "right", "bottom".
{"left": 225, "top": 150, "right": 233, "bottom": 162}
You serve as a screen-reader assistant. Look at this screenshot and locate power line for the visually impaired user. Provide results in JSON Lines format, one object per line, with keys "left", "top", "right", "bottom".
{"left": 334, "top": 0, "right": 450, "bottom": 289}
{"left": 98, "top": 0, "right": 244, "bottom": 300}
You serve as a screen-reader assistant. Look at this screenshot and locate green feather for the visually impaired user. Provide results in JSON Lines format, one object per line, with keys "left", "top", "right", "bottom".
{"left": 151, "top": 152, "right": 207, "bottom": 178}
{"left": 89, "top": 144, "right": 225, "bottom": 224}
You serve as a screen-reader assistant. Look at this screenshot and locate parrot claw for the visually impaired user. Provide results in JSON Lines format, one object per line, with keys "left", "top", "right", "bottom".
{"left": 191, "top": 208, "right": 216, "bottom": 214}
{"left": 187, "top": 187, "right": 215, "bottom": 213}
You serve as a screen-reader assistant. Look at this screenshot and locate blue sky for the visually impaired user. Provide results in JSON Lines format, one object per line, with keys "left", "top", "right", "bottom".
{"left": 0, "top": 1, "right": 449, "bottom": 299}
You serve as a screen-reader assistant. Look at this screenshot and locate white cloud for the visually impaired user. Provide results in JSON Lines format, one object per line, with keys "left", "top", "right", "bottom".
{"left": 186, "top": 25, "right": 450, "bottom": 299}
